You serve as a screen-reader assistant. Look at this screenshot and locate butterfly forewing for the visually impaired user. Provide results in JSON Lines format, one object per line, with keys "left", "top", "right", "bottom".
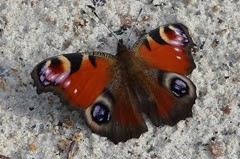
{"left": 132, "top": 23, "right": 196, "bottom": 75}
{"left": 31, "top": 52, "right": 114, "bottom": 109}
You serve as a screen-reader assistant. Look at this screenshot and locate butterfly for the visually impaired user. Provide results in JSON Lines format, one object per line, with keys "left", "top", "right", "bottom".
{"left": 31, "top": 23, "right": 197, "bottom": 144}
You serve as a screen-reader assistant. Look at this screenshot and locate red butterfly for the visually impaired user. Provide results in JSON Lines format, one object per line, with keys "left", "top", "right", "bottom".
{"left": 31, "top": 23, "right": 197, "bottom": 144}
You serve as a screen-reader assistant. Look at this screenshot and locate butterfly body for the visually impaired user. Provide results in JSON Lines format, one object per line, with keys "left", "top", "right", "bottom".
{"left": 31, "top": 23, "right": 197, "bottom": 144}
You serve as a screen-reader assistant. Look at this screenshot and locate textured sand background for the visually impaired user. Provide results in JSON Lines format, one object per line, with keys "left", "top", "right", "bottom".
{"left": 0, "top": 0, "right": 239, "bottom": 158}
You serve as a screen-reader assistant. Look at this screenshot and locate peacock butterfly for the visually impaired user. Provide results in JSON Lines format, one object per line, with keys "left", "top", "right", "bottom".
{"left": 31, "top": 23, "right": 197, "bottom": 144}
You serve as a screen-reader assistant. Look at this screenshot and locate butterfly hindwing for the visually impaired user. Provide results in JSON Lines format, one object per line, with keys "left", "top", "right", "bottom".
{"left": 132, "top": 23, "right": 196, "bottom": 75}
{"left": 150, "top": 70, "right": 196, "bottom": 126}
{"left": 126, "top": 67, "right": 197, "bottom": 127}
{"left": 85, "top": 86, "right": 147, "bottom": 144}
{"left": 31, "top": 52, "right": 114, "bottom": 109}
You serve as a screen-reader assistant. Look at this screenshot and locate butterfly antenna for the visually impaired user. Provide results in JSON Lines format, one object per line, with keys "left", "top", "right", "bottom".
{"left": 82, "top": 6, "right": 119, "bottom": 43}
{"left": 127, "top": 8, "right": 142, "bottom": 41}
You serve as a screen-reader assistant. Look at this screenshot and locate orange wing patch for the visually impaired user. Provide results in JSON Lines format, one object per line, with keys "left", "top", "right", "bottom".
{"left": 59, "top": 57, "right": 113, "bottom": 108}
{"left": 139, "top": 36, "right": 192, "bottom": 74}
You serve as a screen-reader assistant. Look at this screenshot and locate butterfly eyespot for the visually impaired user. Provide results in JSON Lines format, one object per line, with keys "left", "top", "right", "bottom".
{"left": 160, "top": 24, "right": 190, "bottom": 46}
{"left": 170, "top": 78, "right": 189, "bottom": 97}
{"left": 37, "top": 57, "right": 71, "bottom": 86}
{"left": 37, "top": 62, "right": 54, "bottom": 86}
{"left": 91, "top": 102, "right": 111, "bottom": 124}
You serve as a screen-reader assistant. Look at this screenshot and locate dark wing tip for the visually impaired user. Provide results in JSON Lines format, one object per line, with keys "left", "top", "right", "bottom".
{"left": 31, "top": 63, "right": 45, "bottom": 94}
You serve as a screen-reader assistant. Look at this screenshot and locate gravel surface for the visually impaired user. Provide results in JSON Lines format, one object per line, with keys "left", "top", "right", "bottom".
{"left": 0, "top": 0, "right": 239, "bottom": 158}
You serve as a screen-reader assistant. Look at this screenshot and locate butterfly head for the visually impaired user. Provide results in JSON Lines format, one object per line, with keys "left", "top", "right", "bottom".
{"left": 116, "top": 39, "right": 131, "bottom": 56}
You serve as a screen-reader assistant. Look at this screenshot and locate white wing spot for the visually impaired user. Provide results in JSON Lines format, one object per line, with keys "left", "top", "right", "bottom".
{"left": 176, "top": 56, "right": 182, "bottom": 60}
{"left": 64, "top": 80, "right": 71, "bottom": 88}
{"left": 74, "top": 89, "right": 78, "bottom": 94}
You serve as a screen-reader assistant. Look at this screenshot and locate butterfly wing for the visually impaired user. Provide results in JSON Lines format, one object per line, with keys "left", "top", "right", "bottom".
{"left": 155, "top": 71, "right": 196, "bottom": 125}
{"left": 31, "top": 52, "right": 115, "bottom": 109}
{"left": 132, "top": 23, "right": 196, "bottom": 75}
{"left": 139, "top": 70, "right": 197, "bottom": 126}
{"left": 31, "top": 52, "right": 147, "bottom": 143}
{"left": 85, "top": 87, "right": 147, "bottom": 144}
{"left": 132, "top": 23, "right": 197, "bottom": 126}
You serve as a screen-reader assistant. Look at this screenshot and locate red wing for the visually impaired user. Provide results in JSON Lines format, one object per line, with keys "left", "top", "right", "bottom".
{"left": 140, "top": 70, "right": 197, "bottom": 126}
{"left": 85, "top": 87, "right": 147, "bottom": 144}
{"left": 31, "top": 53, "right": 114, "bottom": 109}
{"left": 132, "top": 23, "right": 196, "bottom": 75}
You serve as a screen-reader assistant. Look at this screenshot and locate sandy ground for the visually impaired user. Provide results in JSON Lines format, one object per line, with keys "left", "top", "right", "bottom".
{"left": 0, "top": 0, "right": 239, "bottom": 158}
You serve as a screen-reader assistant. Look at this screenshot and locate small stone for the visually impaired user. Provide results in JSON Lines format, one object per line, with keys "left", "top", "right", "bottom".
{"left": 45, "top": 17, "right": 56, "bottom": 25}
{"left": 64, "top": 24, "right": 70, "bottom": 30}
{"left": 215, "top": 29, "right": 227, "bottom": 36}
{"left": 0, "top": 80, "right": 6, "bottom": 90}
{"left": 218, "top": 18, "right": 224, "bottom": 24}
{"left": 220, "top": 105, "right": 231, "bottom": 115}
{"left": 93, "top": 0, "right": 106, "bottom": 6}
{"left": 11, "top": 67, "right": 18, "bottom": 75}
{"left": 208, "top": 140, "right": 225, "bottom": 157}
{"left": 73, "top": 133, "right": 82, "bottom": 141}
{"left": 73, "top": 19, "right": 80, "bottom": 36}
{"left": 142, "top": 15, "right": 152, "bottom": 22}
{"left": 212, "top": 5, "right": 220, "bottom": 12}
{"left": 62, "top": 39, "right": 72, "bottom": 50}
{"left": 64, "top": 118, "right": 73, "bottom": 129}
{"left": 47, "top": 95, "right": 54, "bottom": 106}
{"left": 31, "top": 0, "right": 38, "bottom": 7}
{"left": 0, "top": 66, "right": 10, "bottom": 76}
{"left": 79, "top": 19, "right": 88, "bottom": 27}
{"left": 211, "top": 39, "right": 219, "bottom": 48}
{"left": 58, "top": 139, "right": 69, "bottom": 151}
{"left": 28, "top": 144, "right": 37, "bottom": 151}
{"left": 120, "top": 15, "right": 133, "bottom": 27}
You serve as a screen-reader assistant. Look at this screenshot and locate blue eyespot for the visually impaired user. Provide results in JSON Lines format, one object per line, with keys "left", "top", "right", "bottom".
{"left": 171, "top": 78, "right": 189, "bottom": 97}
{"left": 91, "top": 102, "right": 111, "bottom": 124}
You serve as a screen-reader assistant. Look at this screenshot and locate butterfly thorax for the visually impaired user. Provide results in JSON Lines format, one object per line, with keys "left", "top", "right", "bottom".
{"left": 110, "top": 43, "right": 154, "bottom": 100}
{"left": 114, "top": 43, "right": 143, "bottom": 77}
{"left": 116, "top": 43, "right": 134, "bottom": 69}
